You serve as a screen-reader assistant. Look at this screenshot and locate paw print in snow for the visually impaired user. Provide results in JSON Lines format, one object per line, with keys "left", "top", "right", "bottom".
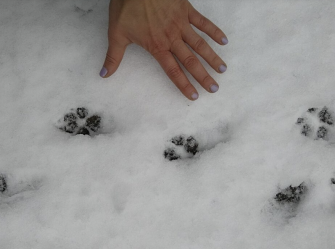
{"left": 164, "top": 135, "right": 199, "bottom": 161}
{"left": 262, "top": 182, "right": 309, "bottom": 222}
{"left": 0, "top": 172, "right": 44, "bottom": 208}
{"left": 274, "top": 183, "right": 307, "bottom": 205}
{"left": 0, "top": 174, "right": 7, "bottom": 193}
{"left": 164, "top": 121, "right": 230, "bottom": 161}
{"left": 296, "top": 106, "right": 335, "bottom": 141}
{"left": 58, "top": 107, "right": 102, "bottom": 136}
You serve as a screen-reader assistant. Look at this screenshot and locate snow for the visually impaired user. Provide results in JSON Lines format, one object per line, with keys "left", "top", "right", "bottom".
{"left": 1, "top": 0, "right": 335, "bottom": 248}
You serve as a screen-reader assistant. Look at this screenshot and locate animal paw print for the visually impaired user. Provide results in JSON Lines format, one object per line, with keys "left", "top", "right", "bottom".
{"left": 0, "top": 174, "right": 7, "bottom": 193}
{"left": 164, "top": 122, "right": 230, "bottom": 161}
{"left": 262, "top": 182, "right": 309, "bottom": 222}
{"left": 58, "top": 107, "right": 102, "bottom": 136}
{"left": 274, "top": 183, "right": 307, "bottom": 205}
{"left": 164, "top": 135, "right": 199, "bottom": 161}
{"left": 296, "top": 106, "right": 335, "bottom": 141}
{"left": 0, "top": 171, "right": 44, "bottom": 209}
{"left": 331, "top": 177, "right": 335, "bottom": 194}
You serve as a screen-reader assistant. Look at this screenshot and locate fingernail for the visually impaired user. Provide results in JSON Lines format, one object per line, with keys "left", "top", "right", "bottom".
{"left": 222, "top": 37, "right": 228, "bottom": 45}
{"left": 219, "top": 65, "right": 227, "bottom": 73}
{"left": 191, "top": 93, "right": 199, "bottom": 100}
{"left": 99, "top": 67, "right": 108, "bottom": 77}
{"left": 210, "top": 84, "right": 219, "bottom": 93}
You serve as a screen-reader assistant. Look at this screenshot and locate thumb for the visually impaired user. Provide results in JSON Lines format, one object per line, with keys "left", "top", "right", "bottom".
{"left": 100, "top": 39, "right": 128, "bottom": 78}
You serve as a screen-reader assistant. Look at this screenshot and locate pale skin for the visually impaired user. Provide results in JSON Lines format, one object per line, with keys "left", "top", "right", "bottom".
{"left": 100, "top": 0, "right": 228, "bottom": 100}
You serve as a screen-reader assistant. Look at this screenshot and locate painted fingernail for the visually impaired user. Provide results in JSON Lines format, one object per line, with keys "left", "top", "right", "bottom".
{"left": 99, "top": 67, "right": 108, "bottom": 77}
{"left": 222, "top": 37, "right": 229, "bottom": 45}
{"left": 191, "top": 93, "right": 199, "bottom": 100}
{"left": 210, "top": 84, "right": 219, "bottom": 93}
{"left": 219, "top": 65, "right": 227, "bottom": 73}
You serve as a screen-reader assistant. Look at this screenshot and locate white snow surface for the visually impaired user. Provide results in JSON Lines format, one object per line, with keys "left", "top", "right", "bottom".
{"left": 1, "top": 0, "right": 335, "bottom": 248}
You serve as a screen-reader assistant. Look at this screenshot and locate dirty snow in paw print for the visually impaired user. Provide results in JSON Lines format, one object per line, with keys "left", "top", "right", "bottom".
{"left": 1, "top": 0, "right": 335, "bottom": 248}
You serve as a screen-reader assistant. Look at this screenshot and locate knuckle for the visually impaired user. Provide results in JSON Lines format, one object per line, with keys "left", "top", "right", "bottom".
{"left": 167, "top": 66, "right": 183, "bottom": 79}
{"left": 184, "top": 55, "right": 198, "bottom": 69}
{"left": 164, "top": 25, "right": 179, "bottom": 40}
{"left": 148, "top": 37, "right": 167, "bottom": 54}
{"left": 181, "top": 83, "right": 193, "bottom": 93}
{"left": 153, "top": 50, "right": 170, "bottom": 59}
{"left": 199, "top": 16, "right": 208, "bottom": 29}
{"left": 105, "top": 54, "right": 118, "bottom": 66}
{"left": 202, "top": 75, "right": 212, "bottom": 85}
{"left": 171, "top": 39, "right": 183, "bottom": 51}
{"left": 194, "top": 38, "right": 206, "bottom": 51}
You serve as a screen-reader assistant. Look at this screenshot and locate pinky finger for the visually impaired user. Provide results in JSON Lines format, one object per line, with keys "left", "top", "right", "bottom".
{"left": 188, "top": 4, "right": 228, "bottom": 45}
{"left": 153, "top": 51, "right": 199, "bottom": 101}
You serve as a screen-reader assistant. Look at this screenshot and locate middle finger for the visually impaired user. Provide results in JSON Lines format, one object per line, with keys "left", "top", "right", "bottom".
{"left": 182, "top": 25, "right": 227, "bottom": 74}
{"left": 171, "top": 39, "right": 220, "bottom": 93}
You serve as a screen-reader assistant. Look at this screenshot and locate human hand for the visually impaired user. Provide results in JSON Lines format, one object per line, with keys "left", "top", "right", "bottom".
{"left": 100, "top": 0, "right": 228, "bottom": 100}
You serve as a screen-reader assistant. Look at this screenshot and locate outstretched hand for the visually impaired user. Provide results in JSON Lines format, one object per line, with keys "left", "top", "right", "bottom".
{"left": 100, "top": 0, "right": 228, "bottom": 100}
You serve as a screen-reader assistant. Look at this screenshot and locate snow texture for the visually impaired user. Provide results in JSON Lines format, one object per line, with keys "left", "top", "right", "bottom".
{"left": 1, "top": 0, "right": 335, "bottom": 248}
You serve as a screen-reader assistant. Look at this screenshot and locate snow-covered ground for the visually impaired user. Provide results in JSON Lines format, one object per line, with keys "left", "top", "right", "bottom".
{"left": 1, "top": 0, "right": 335, "bottom": 248}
